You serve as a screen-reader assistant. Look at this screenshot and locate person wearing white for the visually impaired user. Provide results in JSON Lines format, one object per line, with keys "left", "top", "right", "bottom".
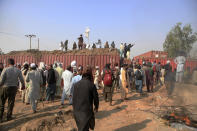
{"left": 61, "top": 66, "right": 73, "bottom": 105}
{"left": 94, "top": 66, "right": 100, "bottom": 89}
{"left": 26, "top": 63, "right": 43, "bottom": 113}
{"left": 174, "top": 56, "right": 186, "bottom": 83}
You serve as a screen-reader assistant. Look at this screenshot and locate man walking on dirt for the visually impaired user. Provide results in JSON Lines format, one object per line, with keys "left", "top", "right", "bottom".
{"left": 61, "top": 65, "right": 73, "bottom": 105}
{"left": 46, "top": 64, "right": 58, "bottom": 102}
{"left": 0, "top": 58, "right": 25, "bottom": 122}
{"left": 102, "top": 63, "right": 113, "bottom": 106}
{"left": 55, "top": 63, "right": 64, "bottom": 97}
{"left": 73, "top": 69, "right": 99, "bottom": 131}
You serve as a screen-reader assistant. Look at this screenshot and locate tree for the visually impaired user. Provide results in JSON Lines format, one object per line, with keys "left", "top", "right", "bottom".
{"left": 163, "top": 23, "right": 197, "bottom": 57}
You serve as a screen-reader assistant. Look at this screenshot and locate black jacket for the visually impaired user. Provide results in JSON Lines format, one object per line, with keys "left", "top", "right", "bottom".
{"left": 47, "top": 69, "right": 56, "bottom": 84}
{"left": 73, "top": 78, "right": 99, "bottom": 131}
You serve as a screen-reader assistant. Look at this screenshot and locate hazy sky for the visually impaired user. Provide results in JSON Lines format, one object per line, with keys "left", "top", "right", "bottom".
{"left": 0, "top": 0, "right": 197, "bottom": 57}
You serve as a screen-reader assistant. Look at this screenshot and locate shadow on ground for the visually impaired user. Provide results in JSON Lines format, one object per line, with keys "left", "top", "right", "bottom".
{"left": 95, "top": 105, "right": 127, "bottom": 119}
{"left": 114, "top": 119, "right": 152, "bottom": 131}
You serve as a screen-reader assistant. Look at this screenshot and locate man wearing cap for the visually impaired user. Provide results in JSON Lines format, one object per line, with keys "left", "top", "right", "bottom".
{"left": 26, "top": 63, "right": 43, "bottom": 113}
{"left": 0, "top": 58, "right": 25, "bottom": 122}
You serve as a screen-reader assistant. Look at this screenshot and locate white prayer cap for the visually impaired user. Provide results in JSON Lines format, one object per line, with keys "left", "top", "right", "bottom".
{"left": 39, "top": 62, "right": 45, "bottom": 69}
{"left": 23, "top": 61, "right": 29, "bottom": 65}
{"left": 30, "top": 63, "right": 36, "bottom": 68}
{"left": 71, "top": 60, "right": 76, "bottom": 67}
{"left": 95, "top": 66, "right": 99, "bottom": 69}
{"left": 167, "top": 60, "right": 170, "bottom": 64}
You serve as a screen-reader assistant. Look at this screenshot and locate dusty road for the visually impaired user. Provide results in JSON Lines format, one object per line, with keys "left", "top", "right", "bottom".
{"left": 0, "top": 83, "right": 196, "bottom": 131}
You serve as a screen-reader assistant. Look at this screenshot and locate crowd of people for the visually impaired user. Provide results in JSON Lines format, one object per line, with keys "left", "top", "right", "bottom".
{"left": 0, "top": 58, "right": 190, "bottom": 130}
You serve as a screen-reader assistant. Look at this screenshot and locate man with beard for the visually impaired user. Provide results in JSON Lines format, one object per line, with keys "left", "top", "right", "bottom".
{"left": 73, "top": 68, "right": 99, "bottom": 131}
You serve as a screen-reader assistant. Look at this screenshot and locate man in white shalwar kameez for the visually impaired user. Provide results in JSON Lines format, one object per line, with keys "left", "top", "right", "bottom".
{"left": 174, "top": 55, "right": 186, "bottom": 83}
{"left": 26, "top": 63, "right": 43, "bottom": 113}
{"left": 61, "top": 65, "right": 73, "bottom": 105}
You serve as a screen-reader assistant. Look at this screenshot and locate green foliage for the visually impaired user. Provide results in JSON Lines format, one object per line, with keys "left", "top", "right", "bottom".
{"left": 163, "top": 23, "right": 197, "bottom": 57}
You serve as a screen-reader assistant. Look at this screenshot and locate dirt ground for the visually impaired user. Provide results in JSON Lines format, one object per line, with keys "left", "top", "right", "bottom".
{"left": 6, "top": 48, "right": 119, "bottom": 56}
{"left": 0, "top": 83, "right": 196, "bottom": 131}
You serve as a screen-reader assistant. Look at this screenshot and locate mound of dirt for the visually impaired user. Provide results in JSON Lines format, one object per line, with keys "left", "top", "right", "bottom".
{"left": 6, "top": 48, "right": 120, "bottom": 56}
{"left": 20, "top": 110, "right": 76, "bottom": 131}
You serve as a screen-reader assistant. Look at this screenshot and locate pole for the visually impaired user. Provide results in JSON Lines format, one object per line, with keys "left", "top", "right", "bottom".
{"left": 25, "top": 34, "right": 36, "bottom": 51}
{"left": 38, "top": 38, "right": 39, "bottom": 50}
{"left": 30, "top": 37, "right": 32, "bottom": 51}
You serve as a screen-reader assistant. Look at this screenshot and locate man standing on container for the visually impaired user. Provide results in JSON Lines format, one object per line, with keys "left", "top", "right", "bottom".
{"left": 0, "top": 58, "right": 25, "bottom": 122}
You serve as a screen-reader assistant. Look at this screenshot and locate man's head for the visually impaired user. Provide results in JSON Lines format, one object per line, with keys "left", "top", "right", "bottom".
{"left": 129, "top": 64, "right": 133, "bottom": 68}
{"left": 67, "top": 65, "right": 72, "bottom": 72}
{"left": 24, "top": 63, "right": 29, "bottom": 70}
{"left": 105, "top": 63, "right": 111, "bottom": 69}
{"left": 82, "top": 66, "right": 92, "bottom": 81}
{"left": 137, "top": 65, "right": 141, "bottom": 70}
{"left": 30, "top": 63, "right": 37, "bottom": 70}
{"left": 8, "top": 58, "right": 15, "bottom": 66}
{"left": 78, "top": 66, "right": 83, "bottom": 75}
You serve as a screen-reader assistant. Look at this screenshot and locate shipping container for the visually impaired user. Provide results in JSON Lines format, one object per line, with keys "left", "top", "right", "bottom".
{"left": 0, "top": 54, "right": 120, "bottom": 70}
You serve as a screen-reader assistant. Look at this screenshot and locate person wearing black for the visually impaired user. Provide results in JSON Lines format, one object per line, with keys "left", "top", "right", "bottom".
{"left": 46, "top": 64, "right": 58, "bottom": 102}
{"left": 164, "top": 61, "right": 175, "bottom": 96}
{"left": 0, "top": 59, "right": 25, "bottom": 122}
{"left": 73, "top": 69, "right": 99, "bottom": 131}
{"left": 0, "top": 63, "right": 3, "bottom": 76}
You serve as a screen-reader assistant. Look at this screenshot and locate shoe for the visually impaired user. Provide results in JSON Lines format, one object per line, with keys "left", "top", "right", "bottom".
{"left": 33, "top": 110, "right": 37, "bottom": 114}
{"left": 109, "top": 103, "right": 113, "bottom": 106}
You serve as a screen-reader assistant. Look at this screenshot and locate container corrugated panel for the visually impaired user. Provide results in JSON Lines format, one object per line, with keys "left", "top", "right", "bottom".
{"left": 134, "top": 57, "right": 197, "bottom": 72}
{"left": 0, "top": 54, "right": 120, "bottom": 70}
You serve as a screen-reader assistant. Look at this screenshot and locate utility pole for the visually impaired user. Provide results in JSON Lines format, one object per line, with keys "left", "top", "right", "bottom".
{"left": 25, "top": 34, "right": 36, "bottom": 51}
{"left": 38, "top": 38, "right": 39, "bottom": 50}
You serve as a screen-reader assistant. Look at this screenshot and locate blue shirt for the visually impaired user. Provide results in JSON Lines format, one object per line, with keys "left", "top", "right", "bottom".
{"left": 70, "top": 75, "right": 82, "bottom": 95}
